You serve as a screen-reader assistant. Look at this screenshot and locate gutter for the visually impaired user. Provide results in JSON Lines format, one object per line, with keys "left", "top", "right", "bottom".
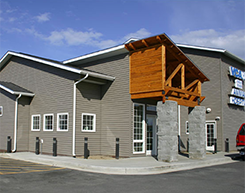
{"left": 72, "top": 74, "right": 89, "bottom": 157}
{"left": 13, "top": 94, "right": 21, "bottom": 152}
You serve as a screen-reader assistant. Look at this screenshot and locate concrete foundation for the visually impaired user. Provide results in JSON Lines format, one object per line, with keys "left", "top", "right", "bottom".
{"left": 157, "top": 101, "right": 178, "bottom": 162}
{"left": 188, "top": 106, "right": 206, "bottom": 159}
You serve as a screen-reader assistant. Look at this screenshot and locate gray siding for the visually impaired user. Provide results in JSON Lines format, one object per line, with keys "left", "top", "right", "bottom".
{"left": 75, "top": 54, "right": 133, "bottom": 157}
{"left": 75, "top": 82, "right": 102, "bottom": 156}
{"left": 17, "top": 97, "right": 31, "bottom": 151}
{"left": 181, "top": 49, "right": 223, "bottom": 150}
{"left": 220, "top": 55, "right": 245, "bottom": 150}
{"left": 0, "top": 57, "right": 80, "bottom": 155}
{"left": 0, "top": 90, "right": 15, "bottom": 151}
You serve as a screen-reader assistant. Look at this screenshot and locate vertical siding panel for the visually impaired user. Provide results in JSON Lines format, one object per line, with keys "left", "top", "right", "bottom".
{"left": 0, "top": 90, "right": 15, "bottom": 151}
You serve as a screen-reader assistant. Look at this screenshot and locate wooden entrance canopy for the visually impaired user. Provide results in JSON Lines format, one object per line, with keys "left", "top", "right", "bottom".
{"left": 125, "top": 33, "right": 209, "bottom": 107}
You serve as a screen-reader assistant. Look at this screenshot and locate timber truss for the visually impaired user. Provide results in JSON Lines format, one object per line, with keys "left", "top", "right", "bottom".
{"left": 125, "top": 33, "right": 209, "bottom": 107}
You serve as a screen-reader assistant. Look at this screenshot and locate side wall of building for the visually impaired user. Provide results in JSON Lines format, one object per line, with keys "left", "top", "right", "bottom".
{"left": 220, "top": 55, "right": 245, "bottom": 150}
{"left": 179, "top": 48, "right": 223, "bottom": 150}
{"left": 0, "top": 57, "right": 80, "bottom": 155}
{"left": 75, "top": 54, "right": 133, "bottom": 157}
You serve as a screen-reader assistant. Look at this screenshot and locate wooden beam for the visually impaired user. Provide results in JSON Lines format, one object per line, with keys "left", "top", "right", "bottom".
{"left": 181, "top": 65, "right": 185, "bottom": 89}
{"left": 165, "top": 86, "right": 201, "bottom": 97}
{"left": 185, "top": 79, "right": 199, "bottom": 90}
{"left": 162, "top": 45, "right": 166, "bottom": 90}
{"left": 142, "top": 40, "right": 149, "bottom": 47}
{"left": 129, "top": 43, "right": 136, "bottom": 50}
{"left": 167, "top": 96, "right": 199, "bottom": 107}
{"left": 197, "top": 80, "right": 201, "bottom": 95}
{"left": 165, "top": 63, "right": 184, "bottom": 86}
{"left": 131, "top": 90, "right": 163, "bottom": 99}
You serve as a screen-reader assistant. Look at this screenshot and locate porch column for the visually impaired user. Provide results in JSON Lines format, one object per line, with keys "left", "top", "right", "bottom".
{"left": 188, "top": 106, "right": 206, "bottom": 159}
{"left": 157, "top": 100, "right": 178, "bottom": 162}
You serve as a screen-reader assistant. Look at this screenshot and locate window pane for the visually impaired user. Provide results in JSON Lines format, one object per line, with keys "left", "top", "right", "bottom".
{"left": 82, "top": 114, "right": 95, "bottom": 132}
{"left": 58, "top": 114, "right": 68, "bottom": 131}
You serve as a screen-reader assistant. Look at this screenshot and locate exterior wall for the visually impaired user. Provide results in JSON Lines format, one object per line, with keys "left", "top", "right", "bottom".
{"left": 220, "top": 55, "right": 245, "bottom": 150}
{"left": 0, "top": 56, "right": 80, "bottom": 155}
{"left": 75, "top": 82, "right": 102, "bottom": 156}
{"left": 17, "top": 97, "right": 31, "bottom": 151}
{"left": 179, "top": 48, "right": 223, "bottom": 150}
{"left": 75, "top": 54, "right": 133, "bottom": 157}
{"left": 0, "top": 90, "right": 15, "bottom": 151}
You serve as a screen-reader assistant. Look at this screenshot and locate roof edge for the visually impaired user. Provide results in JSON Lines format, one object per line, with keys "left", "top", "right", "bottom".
{"left": 177, "top": 43, "right": 245, "bottom": 65}
{"left": 63, "top": 44, "right": 127, "bottom": 64}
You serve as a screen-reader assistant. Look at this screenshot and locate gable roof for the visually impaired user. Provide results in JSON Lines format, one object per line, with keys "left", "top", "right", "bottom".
{"left": 0, "top": 81, "right": 35, "bottom": 97}
{"left": 0, "top": 51, "right": 115, "bottom": 81}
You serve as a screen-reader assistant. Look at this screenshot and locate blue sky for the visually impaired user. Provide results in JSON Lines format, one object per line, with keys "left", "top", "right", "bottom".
{"left": 0, "top": 0, "right": 244, "bottom": 61}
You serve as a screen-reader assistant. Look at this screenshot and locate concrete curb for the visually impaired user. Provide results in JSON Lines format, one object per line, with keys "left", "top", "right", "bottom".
{"left": 0, "top": 152, "right": 238, "bottom": 175}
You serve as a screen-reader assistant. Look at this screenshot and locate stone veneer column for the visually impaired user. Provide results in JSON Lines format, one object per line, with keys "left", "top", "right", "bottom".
{"left": 188, "top": 106, "right": 206, "bottom": 159}
{"left": 157, "top": 100, "right": 178, "bottom": 162}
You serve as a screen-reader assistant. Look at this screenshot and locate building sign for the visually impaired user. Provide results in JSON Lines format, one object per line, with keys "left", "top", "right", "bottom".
{"left": 229, "top": 66, "right": 245, "bottom": 107}
{"left": 231, "top": 88, "right": 245, "bottom": 98}
{"left": 235, "top": 79, "right": 243, "bottom": 89}
{"left": 230, "top": 97, "right": 245, "bottom": 106}
{"left": 229, "top": 66, "right": 245, "bottom": 80}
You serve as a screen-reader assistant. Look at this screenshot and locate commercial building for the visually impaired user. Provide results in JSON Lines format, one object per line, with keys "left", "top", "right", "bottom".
{"left": 0, "top": 33, "right": 244, "bottom": 160}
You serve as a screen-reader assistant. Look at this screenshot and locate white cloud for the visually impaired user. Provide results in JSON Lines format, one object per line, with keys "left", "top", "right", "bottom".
{"left": 45, "top": 28, "right": 103, "bottom": 46}
{"left": 36, "top": 13, "right": 50, "bottom": 22}
{"left": 122, "top": 28, "right": 151, "bottom": 42}
{"left": 32, "top": 28, "right": 150, "bottom": 49}
{"left": 171, "top": 29, "right": 245, "bottom": 59}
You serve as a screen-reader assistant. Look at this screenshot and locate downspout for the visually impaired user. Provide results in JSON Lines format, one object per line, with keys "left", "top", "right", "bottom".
{"left": 13, "top": 94, "right": 22, "bottom": 152}
{"left": 72, "top": 74, "right": 89, "bottom": 157}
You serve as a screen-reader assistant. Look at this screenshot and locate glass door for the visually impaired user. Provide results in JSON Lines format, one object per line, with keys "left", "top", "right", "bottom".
{"left": 146, "top": 115, "right": 157, "bottom": 156}
{"left": 206, "top": 122, "right": 217, "bottom": 151}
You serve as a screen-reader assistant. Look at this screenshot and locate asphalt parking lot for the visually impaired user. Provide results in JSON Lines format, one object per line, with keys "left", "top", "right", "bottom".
{"left": 0, "top": 157, "right": 64, "bottom": 175}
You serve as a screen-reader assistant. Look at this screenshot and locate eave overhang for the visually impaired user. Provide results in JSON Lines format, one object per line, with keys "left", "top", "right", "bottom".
{"left": 0, "top": 51, "right": 115, "bottom": 82}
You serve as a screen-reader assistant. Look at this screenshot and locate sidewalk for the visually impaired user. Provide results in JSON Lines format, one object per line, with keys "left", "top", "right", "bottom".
{"left": 0, "top": 152, "right": 239, "bottom": 175}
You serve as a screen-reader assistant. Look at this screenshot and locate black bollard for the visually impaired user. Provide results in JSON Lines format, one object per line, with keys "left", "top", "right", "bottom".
{"left": 213, "top": 138, "right": 217, "bottom": 154}
{"left": 116, "top": 138, "right": 119, "bottom": 159}
{"left": 53, "top": 138, "right": 57, "bottom": 156}
{"left": 7, "top": 136, "right": 11, "bottom": 153}
{"left": 35, "top": 137, "right": 40, "bottom": 155}
{"left": 84, "top": 137, "right": 88, "bottom": 159}
{"left": 187, "top": 138, "right": 189, "bottom": 153}
{"left": 225, "top": 138, "right": 229, "bottom": 152}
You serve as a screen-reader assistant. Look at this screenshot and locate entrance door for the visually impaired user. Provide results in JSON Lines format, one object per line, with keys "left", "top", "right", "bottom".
{"left": 146, "top": 115, "right": 157, "bottom": 156}
{"left": 206, "top": 121, "right": 217, "bottom": 151}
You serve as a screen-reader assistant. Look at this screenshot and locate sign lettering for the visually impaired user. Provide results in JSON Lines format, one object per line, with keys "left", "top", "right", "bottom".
{"left": 229, "top": 66, "right": 245, "bottom": 80}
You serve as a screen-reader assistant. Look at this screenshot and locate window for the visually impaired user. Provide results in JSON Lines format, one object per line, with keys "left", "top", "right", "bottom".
{"left": 57, "top": 113, "right": 69, "bottom": 131}
{"left": 0, "top": 106, "right": 3, "bottom": 116}
{"left": 43, "top": 114, "right": 54, "bottom": 131}
{"left": 186, "top": 121, "right": 189, "bottom": 134}
{"left": 31, "top": 115, "right": 41, "bottom": 131}
{"left": 133, "top": 103, "right": 145, "bottom": 154}
{"left": 82, "top": 113, "right": 96, "bottom": 132}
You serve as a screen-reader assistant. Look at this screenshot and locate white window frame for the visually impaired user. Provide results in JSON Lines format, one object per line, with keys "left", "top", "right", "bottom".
{"left": 31, "top": 114, "right": 41, "bottom": 131}
{"left": 133, "top": 103, "right": 145, "bottom": 154}
{"left": 57, "top": 113, "right": 69, "bottom": 131}
{"left": 0, "top": 106, "right": 3, "bottom": 116}
{"left": 43, "top": 114, "right": 54, "bottom": 131}
{"left": 81, "top": 113, "right": 96, "bottom": 132}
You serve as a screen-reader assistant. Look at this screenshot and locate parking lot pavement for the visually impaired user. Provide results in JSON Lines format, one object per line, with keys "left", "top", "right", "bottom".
{"left": 0, "top": 157, "right": 64, "bottom": 175}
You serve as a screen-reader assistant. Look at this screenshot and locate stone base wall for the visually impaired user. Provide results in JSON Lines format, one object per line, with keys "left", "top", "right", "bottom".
{"left": 188, "top": 106, "right": 206, "bottom": 159}
{"left": 157, "top": 101, "right": 178, "bottom": 162}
